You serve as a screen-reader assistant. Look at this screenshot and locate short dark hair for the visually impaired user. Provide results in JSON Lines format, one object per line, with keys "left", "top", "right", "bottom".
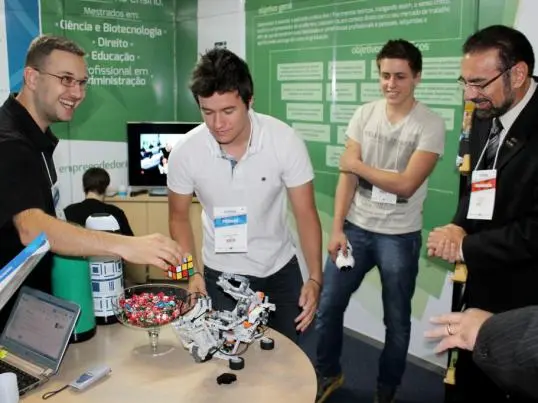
{"left": 376, "top": 39, "right": 422, "bottom": 76}
{"left": 463, "top": 25, "right": 534, "bottom": 76}
{"left": 25, "top": 35, "right": 85, "bottom": 69}
{"left": 189, "top": 48, "right": 253, "bottom": 106}
{"left": 83, "top": 168, "right": 110, "bottom": 195}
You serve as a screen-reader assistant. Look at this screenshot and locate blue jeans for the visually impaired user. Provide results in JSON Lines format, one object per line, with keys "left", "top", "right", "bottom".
{"left": 204, "top": 256, "right": 303, "bottom": 344}
{"left": 315, "top": 221, "right": 421, "bottom": 388}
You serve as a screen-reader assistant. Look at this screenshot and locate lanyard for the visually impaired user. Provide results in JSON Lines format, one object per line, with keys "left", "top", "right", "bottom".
{"left": 41, "top": 153, "right": 54, "bottom": 186}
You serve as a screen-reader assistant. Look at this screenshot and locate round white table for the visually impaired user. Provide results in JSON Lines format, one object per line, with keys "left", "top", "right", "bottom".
{"left": 22, "top": 324, "right": 316, "bottom": 403}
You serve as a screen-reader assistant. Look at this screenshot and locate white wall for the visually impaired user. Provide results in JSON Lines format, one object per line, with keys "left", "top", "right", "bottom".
{"left": 54, "top": 140, "right": 129, "bottom": 206}
{"left": 0, "top": 0, "right": 10, "bottom": 104}
{"left": 197, "top": 0, "right": 245, "bottom": 58}
{"left": 515, "top": 0, "right": 538, "bottom": 75}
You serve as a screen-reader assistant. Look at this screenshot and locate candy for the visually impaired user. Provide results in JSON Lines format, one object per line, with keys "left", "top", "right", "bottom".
{"left": 118, "top": 291, "right": 185, "bottom": 327}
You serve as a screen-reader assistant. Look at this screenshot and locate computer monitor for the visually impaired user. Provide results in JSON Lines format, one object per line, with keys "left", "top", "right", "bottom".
{"left": 126, "top": 122, "right": 200, "bottom": 188}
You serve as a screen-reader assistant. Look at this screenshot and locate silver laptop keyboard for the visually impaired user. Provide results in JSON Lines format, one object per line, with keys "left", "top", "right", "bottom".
{"left": 0, "top": 360, "right": 40, "bottom": 393}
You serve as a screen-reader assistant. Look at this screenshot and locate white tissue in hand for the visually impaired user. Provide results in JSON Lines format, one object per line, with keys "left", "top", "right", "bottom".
{"left": 335, "top": 241, "right": 354, "bottom": 270}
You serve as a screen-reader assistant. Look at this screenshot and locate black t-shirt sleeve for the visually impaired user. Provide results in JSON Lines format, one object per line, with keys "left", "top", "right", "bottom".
{"left": 117, "top": 209, "right": 134, "bottom": 236}
{"left": 64, "top": 204, "right": 75, "bottom": 224}
{"left": 0, "top": 140, "right": 50, "bottom": 228}
{"left": 64, "top": 203, "right": 86, "bottom": 227}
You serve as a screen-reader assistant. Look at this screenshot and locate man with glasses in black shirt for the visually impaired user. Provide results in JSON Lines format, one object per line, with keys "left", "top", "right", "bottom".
{"left": 0, "top": 35, "right": 183, "bottom": 329}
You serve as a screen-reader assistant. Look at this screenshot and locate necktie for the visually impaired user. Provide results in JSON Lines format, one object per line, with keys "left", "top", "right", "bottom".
{"left": 485, "top": 118, "right": 503, "bottom": 169}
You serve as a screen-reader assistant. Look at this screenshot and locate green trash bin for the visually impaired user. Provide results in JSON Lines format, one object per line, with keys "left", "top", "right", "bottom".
{"left": 52, "top": 254, "right": 96, "bottom": 343}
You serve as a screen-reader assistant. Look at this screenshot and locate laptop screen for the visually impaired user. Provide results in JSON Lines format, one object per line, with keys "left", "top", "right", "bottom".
{"left": 0, "top": 287, "right": 80, "bottom": 372}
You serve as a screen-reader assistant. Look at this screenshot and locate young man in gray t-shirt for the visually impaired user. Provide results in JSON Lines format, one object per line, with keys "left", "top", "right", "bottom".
{"left": 315, "top": 40, "right": 445, "bottom": 403}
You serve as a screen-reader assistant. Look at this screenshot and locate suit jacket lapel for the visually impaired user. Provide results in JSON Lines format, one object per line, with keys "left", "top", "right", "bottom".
{"left": 496, "top": 81, "right": 538, "bottom": 171}
{"left": 496, "top": 126, "right": 525, "bottom": 171}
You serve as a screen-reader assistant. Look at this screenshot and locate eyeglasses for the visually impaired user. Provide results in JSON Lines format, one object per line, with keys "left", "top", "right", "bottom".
{"left": 34, "top": 68, "right": 88, "bottom": 89}
{"left": 457, "top": 65, "right": 514, "bottom": 91}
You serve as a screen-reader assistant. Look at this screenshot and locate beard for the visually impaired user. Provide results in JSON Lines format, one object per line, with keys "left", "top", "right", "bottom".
{"left": 472, "top": 79, "right": 514, "bottom": 119}
{"left": 473, "top": 96, "right": 513, "bottom": 119}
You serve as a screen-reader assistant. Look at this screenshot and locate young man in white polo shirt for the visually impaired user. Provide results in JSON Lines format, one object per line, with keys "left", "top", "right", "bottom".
{"left": 314, "top": 40, "right": 445, "bottom": 403}
{"left": 167, "top": 48, "right": 322, "bottom": 342}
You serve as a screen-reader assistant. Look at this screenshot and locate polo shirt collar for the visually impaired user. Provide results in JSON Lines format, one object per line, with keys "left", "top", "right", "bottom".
{"left": 207, "top": 109, "right": 263, "bottom": 157}
{"left": 6, "top": 93, "right": 59, "bottom": 153}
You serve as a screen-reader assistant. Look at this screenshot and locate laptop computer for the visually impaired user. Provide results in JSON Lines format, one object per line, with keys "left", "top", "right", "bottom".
{"left": 0, "top": 286, "right": 80, "bottom": 396}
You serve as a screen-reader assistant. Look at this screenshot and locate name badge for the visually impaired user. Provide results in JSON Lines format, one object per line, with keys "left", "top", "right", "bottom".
{"left": 467, "top": 169, "right": 496, "bottom": 220}
{"left": 51, "top": 181, "right": 66, "bottom": 221}
{"left": 214, "top": 207, "right": 247, "bottom": 253}
{"left": 371, "top": 169, "right": 397, "bottom": 204}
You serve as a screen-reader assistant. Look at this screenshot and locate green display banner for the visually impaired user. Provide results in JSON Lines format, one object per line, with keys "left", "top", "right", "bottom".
{"left": 175, "top": 0, "right": 201, "bottom": 123}
{"left": 41, "top": 0, "right": 176, "bottom": 142}
{"left": 246, "top": 0, "right": 477, "bottom": 310}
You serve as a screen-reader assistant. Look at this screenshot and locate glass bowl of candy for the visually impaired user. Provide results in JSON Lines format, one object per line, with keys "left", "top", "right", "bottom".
{"left": 113, "top": 284, "right": 194, "bottom": 357}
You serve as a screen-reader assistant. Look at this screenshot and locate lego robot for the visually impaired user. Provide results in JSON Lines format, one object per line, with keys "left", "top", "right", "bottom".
{"left": 171, "top": 273, "right": 276, "bottom": 370}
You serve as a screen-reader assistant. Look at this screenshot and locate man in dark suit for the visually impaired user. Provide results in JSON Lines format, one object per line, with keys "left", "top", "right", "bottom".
{"left": 427, "top": 25, "right": 538, "bottom": 402}
{"left": 425, "top": 307, "right": 538, "bottom": 401}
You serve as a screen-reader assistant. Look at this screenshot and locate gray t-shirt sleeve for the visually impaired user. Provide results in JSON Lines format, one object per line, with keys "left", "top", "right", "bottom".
{"left": 416, "top": 107, "right": 446, "bottom": 156}
{"left": 346, "top": 104, "right": 366, "bottom": 144}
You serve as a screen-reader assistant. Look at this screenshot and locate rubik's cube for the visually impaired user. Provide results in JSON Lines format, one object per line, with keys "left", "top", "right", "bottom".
{"left": 168, "top": 255, "right": 195, "bottom": 280}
